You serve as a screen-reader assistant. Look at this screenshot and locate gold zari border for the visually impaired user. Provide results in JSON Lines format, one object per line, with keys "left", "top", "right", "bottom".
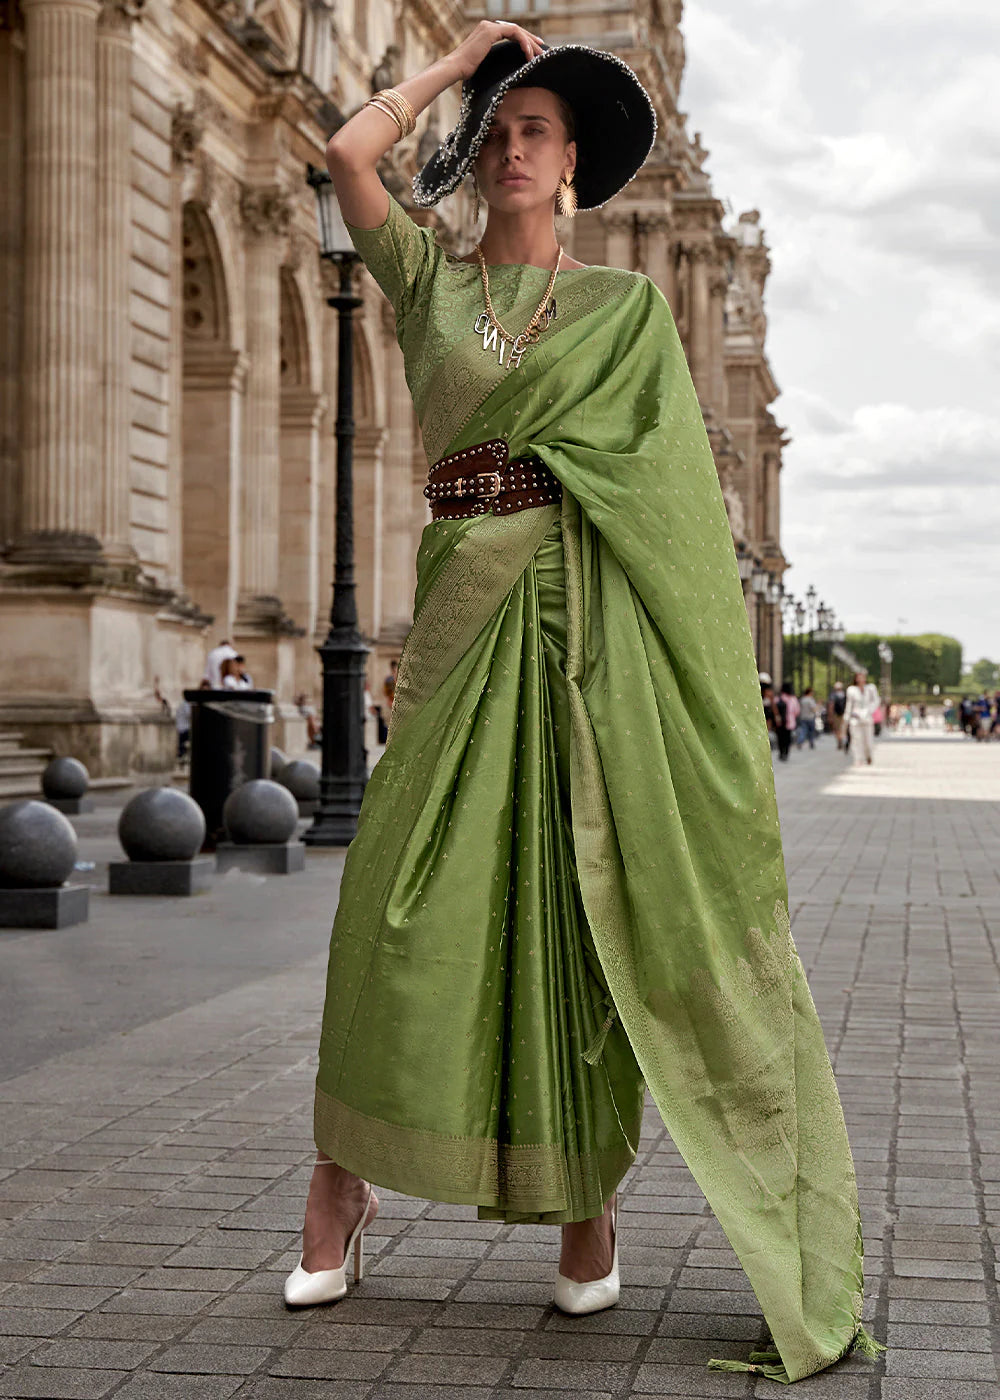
{"left": 314, "top": 1084, "right": 634, "bottom": 1224}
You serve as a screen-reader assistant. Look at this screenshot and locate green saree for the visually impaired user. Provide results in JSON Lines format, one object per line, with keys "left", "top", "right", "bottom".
{"left": 314, "top": 194, "right": 877, "bottom": 1382}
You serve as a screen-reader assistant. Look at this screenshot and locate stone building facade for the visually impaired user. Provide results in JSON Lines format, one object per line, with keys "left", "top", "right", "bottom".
{"left": 0, "top": 0, "right": 786, "bottom": 777}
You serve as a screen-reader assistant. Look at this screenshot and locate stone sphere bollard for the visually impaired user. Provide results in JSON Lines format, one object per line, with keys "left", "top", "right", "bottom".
{"left": 223, "top": 779, "right": 298, "bottom": 846}
{"left": 41, "top": 756, "right": 89, "bottom": 800}
{"left": 270, "top": 747, "right": 288, "bottom": 780}
{"left": 279, "top": 760, "right": 320, "bottom": 803}
{"left": 118, "top": 788, "right": 206, "bottom": 863}
{"left": 0, "top": 799, "right": 78, "bottom": 889}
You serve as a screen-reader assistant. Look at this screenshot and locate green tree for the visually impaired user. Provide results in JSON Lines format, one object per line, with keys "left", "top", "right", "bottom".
{"left": 963, "top": 658, "right": 999, "bottom": 691}
{"left": 841, "top": 632, "right": 962, "bottom": 689}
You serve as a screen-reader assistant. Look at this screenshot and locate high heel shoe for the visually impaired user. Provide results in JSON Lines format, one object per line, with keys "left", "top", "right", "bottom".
{"left": 283, "top": 1181, "right": 373, "bottom": 1307}
{"left": 553, "top": 1196, "right": 619, "bottom": 1315}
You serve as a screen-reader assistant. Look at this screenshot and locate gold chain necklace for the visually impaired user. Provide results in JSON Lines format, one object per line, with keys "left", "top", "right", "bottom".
{"left": 472, "top": 242, "right": 562, "bottom": 371}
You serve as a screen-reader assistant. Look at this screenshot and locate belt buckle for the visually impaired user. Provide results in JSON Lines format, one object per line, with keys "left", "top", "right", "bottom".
{"left": 471, "top": 471, "right": 502, "bottom": 499}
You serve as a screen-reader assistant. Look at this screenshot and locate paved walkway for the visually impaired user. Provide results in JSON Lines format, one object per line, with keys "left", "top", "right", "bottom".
{"left": 1, "top": 732, "right": 999, "bottom": 1399}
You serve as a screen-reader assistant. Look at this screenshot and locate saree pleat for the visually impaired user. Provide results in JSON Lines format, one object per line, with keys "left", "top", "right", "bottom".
{"left": 316, "top": 515, "right": 644, "bottom": 1224}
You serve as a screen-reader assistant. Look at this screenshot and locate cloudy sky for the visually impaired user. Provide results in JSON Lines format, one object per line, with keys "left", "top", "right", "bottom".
{"left": 680, "top": 0, "right": 1000, "bottom": 666}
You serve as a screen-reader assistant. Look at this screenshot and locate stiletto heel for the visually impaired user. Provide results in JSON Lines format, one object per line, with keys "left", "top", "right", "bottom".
{"left": 553, "top": 1196, "right": 619, "bottom": 1316}
{"left": 284, "top": 1181, "right": 373, "bottom": 1308}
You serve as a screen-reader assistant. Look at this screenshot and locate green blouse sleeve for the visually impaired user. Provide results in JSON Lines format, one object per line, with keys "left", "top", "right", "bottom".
{"left": 344, "top": 190, "right": 441, "bottom": 323}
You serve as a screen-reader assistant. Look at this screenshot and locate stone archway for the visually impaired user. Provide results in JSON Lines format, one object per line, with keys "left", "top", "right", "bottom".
{"left": 180, "top": 202, "right": 245, "bottom": 634}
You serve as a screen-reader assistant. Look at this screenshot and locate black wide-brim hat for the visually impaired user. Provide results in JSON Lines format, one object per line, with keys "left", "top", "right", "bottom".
{"left": 413, "top": 40, "right": 657, "bottom": 212}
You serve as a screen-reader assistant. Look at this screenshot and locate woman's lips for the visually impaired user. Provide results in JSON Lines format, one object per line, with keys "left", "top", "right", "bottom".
{"left": 499, "top": 175, "right": 529, "bottom": 185}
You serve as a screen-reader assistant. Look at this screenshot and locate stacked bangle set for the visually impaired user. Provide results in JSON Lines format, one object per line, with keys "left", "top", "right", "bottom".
{"left": 362, "top": 88, "right": 417, "bottom": 141}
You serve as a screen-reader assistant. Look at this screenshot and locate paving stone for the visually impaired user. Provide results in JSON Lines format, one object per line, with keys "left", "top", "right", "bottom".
{"left": 68, "top": 1312, "right": 191, "bottom": 1341}
{"left": 30, "top": 1337, "right": 158, "bottom": 1369}
{"left": 880, "top": 1385, "right": 1000, "bottom": 1400}
{"left": 0, "top": 1336, "right": 45, "bottom": 1365}
{"left": 269, "top": 1348, "right": 392, "bottom": 1380}
{"left": 0, "top": 1366, "right": 129, "bottom": 1398}
{"left": 887, "top": 1322, "right": 992, "bottom": 1352}
{"left": 111, "top": 1377, "right": 246, "bottom": 1400}
{"left": 0, "top": 1307, "right": 82, "bottom": 1337}
{"left": 148, "top": 1343, "right": 273, "bottom": 1374}
{"left": 386, "top": 1353, "right": 509, "bottom": 1385}
{"left": 233, "top": 1384, "right": 373, "bottom": 1400}
{"left": 510, "top": 1360, "right": 632, "bottom": 1390}
{"left": 884, "top": 1349, "right": 997, "bottom": 1380}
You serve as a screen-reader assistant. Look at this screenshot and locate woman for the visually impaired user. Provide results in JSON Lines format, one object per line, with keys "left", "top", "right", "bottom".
{"left": 844, "top": 669, "right": 881, "bottom": 766}
{"left": 288, "top": 22, "right": 880, "bottom": 1382}
{"left": 775, "top": 681, "right": 800, "bottom": 762}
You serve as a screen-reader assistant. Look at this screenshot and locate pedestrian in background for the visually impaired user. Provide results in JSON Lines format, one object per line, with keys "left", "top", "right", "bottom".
{"left": 203, "top": 639, "right": 238, "bottom": 688}
{"left": 844, "top": 669, "right": 881, "bottom": 766}
{"left": 797, "top": 687, "right": 818, "bottom": 750}
{"left": 775, "top": 681, "right": 799, "bottom": 762}
{"left": 827, "top": 681, "right": 847, "bottom": 750}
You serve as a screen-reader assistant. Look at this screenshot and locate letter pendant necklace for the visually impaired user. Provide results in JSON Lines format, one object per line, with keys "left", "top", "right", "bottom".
{"left": 473, "top": 242, "right": 562, "bottom": 370}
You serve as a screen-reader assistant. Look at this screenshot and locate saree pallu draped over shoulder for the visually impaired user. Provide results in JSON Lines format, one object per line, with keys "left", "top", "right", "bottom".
{"left": 315, "top": 215, "right": 877, "bottom": 1381}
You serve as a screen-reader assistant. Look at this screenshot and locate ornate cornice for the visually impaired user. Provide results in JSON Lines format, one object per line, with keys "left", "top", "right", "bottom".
{"left": 240, "top": 184, "right": 293, "bottom": 238}
{"left": 97, "top": 0, "right": 142, "bottom": 34}
{"left": 171, "top": 103, "right": 204, "bottom": 166}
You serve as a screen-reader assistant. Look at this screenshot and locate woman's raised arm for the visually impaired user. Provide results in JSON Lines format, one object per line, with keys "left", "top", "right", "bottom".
{"left": 325, "top": 20, "right": 545, "bottom": 230}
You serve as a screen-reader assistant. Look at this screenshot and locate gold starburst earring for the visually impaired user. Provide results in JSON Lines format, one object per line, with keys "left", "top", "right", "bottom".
{"left": 556, "top": 171, "right": 577, "bottom": 218}
{"left": 472, "top": 169, "right": 481, "bottom": 224}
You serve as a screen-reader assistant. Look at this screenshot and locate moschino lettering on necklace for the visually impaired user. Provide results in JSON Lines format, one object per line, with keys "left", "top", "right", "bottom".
{"left": 472, "top": 300, "right": 557, "bottom": 369}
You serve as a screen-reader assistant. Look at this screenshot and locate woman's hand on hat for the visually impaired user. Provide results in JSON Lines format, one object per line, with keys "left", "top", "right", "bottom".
{"left": 448, "top": 20, "right": 545, "bottom": 81}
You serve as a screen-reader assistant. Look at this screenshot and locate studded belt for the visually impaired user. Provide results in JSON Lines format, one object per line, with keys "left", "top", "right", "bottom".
{"left": 423, "top": 437, "right": 562, "bottom": 521}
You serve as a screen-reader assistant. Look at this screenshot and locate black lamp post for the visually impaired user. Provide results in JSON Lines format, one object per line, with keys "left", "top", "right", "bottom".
{"left": 794, "top": 601, "right": 806, "bottom": 694}
{"left": 751, "top": 564, "right": 769, "bottom": 674}
{"left": 303, "top": 164, "right": 370, "bottom": 846}
{"left": 767, "top": 576, "right": 783, "bottom": 681}
{"left": 805, "top": 583, "right": 817, "bottom": 691}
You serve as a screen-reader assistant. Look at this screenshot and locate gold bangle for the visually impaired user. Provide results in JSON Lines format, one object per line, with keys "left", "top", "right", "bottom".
{"left": 365, "top": 95, "right": 406, "bottom": 140}
{"left": 380, "top": 87, "right": 417, "bottom": 136}
{"left": 366, "top": 87, "right": 416, "bottom": 139}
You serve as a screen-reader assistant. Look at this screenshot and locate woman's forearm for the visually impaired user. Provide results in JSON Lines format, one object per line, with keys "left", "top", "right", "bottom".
{"left": 327, "top": 57, "right": 463, "bottom": 173}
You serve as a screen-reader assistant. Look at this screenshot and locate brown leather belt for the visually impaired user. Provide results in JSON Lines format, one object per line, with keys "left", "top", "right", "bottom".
{"left": 423, "top": 437, "right": 562, "bottom": 521}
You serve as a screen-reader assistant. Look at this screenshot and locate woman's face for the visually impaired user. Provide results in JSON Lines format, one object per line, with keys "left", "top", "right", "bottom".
{"left": 474, "top": 87, "right": 575, "bottom": 215}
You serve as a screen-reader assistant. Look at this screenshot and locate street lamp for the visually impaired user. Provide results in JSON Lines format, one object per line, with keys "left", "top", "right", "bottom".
{"left": 304, "top": 164, "right": 370, "bottom": 846}
{"left": 751, "top": 565, "right": 769, "bottom": 674}
{"left": 767, "top": 577, "right": 783, "bottom": 680}
{"left": 804, "top": 583, "right": 818, "bottom": 691}
{"left": 877, "top": 640, "right": 894, "bottom": 711}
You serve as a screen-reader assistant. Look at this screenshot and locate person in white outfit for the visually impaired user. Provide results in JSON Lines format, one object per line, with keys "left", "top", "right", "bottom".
{"left": 844, "top": 669, "right": 881, "bottom": 767}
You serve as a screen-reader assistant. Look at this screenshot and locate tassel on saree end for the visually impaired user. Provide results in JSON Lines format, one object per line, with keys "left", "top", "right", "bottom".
{"left": 708, "top": 1351, "right": 788, "bottom": 1382}
{"left": 852, "top": 1325, "right": 886, "bottom": 1359}
{"left": 582, "top": 1008, "right": 617, "bottom": 1065}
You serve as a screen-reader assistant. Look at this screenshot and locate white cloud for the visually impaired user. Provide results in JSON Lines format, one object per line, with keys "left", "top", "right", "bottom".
{"left": 681, "top": 1, "right": 1000, "bottom": 658}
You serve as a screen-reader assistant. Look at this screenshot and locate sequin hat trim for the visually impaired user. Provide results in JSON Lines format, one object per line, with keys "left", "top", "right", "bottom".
{"left": 413, "top": 40, "right": 657, "bottom": 212}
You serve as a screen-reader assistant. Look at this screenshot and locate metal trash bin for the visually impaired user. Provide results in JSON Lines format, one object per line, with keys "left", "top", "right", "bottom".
{"left": 184, "top": 689, "right": 274, "bottom": 848}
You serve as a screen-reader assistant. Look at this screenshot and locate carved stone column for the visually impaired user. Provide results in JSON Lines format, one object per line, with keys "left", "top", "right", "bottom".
{"left": 0, "top": 7, "right": 24, "bottom": 549}
{"left": 237, "top": 184, "right": 291, "bottom": 624}
{"left": 279, "top": 385, "right": 326, "bottom": 686}
{"left": 685, "top": 242, "right": 712, "bottom": 404}
{"left": 601, "top": 209, "right": 633, "bottom": 271}
{"left": 11, "top": 0, "right": 101, "bottom": 565}
{"left": 96, "top": 0, "right": 141, "bottom": 566}
{"left": 638, "top": 213, "right": 672, "bottom": 306}
{"left": 708, "top": 265, "right": 729, "bottom": 420}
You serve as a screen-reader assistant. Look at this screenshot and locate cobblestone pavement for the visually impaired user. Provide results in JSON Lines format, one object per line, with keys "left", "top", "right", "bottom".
{"left": 1, "top": 731, "right": 999, "bottom": 1399}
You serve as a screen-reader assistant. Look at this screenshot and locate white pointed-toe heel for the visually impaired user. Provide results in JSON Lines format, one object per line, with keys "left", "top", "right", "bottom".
{"left": 553, "top": 1196, "right": 619, "bottom": 1316}
{"left": 284, "top": 1182, "right": 372, "bottom": 1308}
